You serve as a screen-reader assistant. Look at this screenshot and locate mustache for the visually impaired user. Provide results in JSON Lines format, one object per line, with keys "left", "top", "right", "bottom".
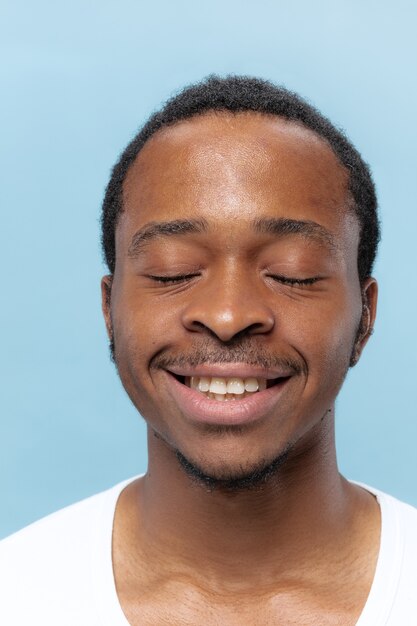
{"left": 150, "top": 341, "right": 307, "bottom": 376}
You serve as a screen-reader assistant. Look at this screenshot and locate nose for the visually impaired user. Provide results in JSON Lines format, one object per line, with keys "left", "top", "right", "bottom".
{"left": 181, "top": 270, "right": 275, "bottom": 342}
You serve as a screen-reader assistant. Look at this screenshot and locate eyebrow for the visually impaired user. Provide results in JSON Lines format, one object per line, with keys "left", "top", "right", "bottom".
{"left": 253, "top": 217, "right": 338, "bottom": 250}
{"left": 127, "top": 215, "right": 337, "bottom": 257}
{"left": 128, "top": 218, "right": 209, "bottom": 257}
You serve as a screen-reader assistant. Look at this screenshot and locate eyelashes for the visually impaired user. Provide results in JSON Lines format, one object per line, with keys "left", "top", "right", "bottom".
{"left": 147, "top": 274, "right": 321, "bottom": 286}
{"left": 267, "top": 275, "right": 320, "bottom": 286}
{"left": 147, "top": 274, "right": 201, "bottom": 284}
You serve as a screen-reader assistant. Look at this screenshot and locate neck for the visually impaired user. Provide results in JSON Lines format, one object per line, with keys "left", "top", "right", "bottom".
{"left": 115, "top": 410, "right": 366, "bottom": 592}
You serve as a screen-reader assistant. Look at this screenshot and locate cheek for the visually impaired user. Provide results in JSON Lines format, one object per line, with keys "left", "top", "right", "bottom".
{"left": 110, "top": 300, "right": 163, "bottom": 420}
{"left": 290, "top": 292, "right": 360, "bottom": 384}
{"left": 111, "top": 280, "right": 180, "bottom": 380}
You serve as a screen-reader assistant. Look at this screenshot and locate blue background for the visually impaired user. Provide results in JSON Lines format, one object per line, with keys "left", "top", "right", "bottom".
{"left": 1, "top": 0, "right": 416, "bottom": 538}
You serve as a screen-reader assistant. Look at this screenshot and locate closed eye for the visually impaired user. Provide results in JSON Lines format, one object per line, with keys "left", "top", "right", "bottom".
{"left": 147, "top": 274, "right": 321, "bottom": 286}
{"left": 147, "top": 274, "right": 200, "bottom": 284}
{"left": 268, "top": 275, "right": 321, "bottom": 286}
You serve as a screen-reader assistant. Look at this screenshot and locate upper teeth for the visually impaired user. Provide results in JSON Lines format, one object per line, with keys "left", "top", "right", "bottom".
{"left": 189, "top": 376, "right": 267, "bottom": 394}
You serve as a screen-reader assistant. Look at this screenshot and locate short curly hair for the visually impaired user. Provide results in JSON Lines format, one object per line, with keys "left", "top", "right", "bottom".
{"left": 101, "top": 75, "right": 380, "bottom": 282}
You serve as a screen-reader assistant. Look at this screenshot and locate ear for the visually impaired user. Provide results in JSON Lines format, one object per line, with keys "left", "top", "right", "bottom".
{"left": 350, "top": 277, "right": 378, "bottom": 367}
{"left": 101, "top": 275, "right": 113, "bottom": 340}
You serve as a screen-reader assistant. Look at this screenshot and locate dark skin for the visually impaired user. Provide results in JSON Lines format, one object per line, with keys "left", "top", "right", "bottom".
{"left": 102, "top": 112, "right": 379, "bottom": 625}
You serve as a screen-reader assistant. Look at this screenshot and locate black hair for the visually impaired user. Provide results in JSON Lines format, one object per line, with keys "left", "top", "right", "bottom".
{"left": 101, "top": 75, "right": 380, "bottom": 282}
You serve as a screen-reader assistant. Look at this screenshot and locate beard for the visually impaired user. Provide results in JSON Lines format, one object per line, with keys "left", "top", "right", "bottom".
{"left": 174, "top": 443, "right": 292, "bottom": 493}
{"left": 107, "top": 304, "right": 363, "bottom": 493}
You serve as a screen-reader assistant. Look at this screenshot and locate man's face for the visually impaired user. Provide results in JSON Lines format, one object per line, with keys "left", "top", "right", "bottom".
{"left": 102, "top": 112, "right": 376, "bottom": 482}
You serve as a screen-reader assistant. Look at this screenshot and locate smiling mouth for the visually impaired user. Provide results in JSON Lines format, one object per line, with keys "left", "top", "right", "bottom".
{"left": 171, "top": 374, "right": 288, "bottom": 401}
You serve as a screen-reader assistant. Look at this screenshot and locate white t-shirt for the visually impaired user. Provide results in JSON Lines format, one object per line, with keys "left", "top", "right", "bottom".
{"left": 0, "top": 477, "right": 416, "bottom": 625}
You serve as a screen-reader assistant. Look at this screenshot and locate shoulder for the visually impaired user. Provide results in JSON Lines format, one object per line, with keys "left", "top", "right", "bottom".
{"left": 1, "top": 484, "right": 110, "bottom": 561}
{"left": 360, "top": 484, "right": 417, "bottom": 605}
{"left": 358, "top": 481, "right": 417, "bottom": 539}
{"left": 0, "top": 477, "right": 135, "bottom": 625}
{"left": 379, "top": 490, "right": 417, "bottom": 551}
{"left": 366, "top": 485, "right": 417, "bottom": 530}
{"left": 373, "top": 488, "right": 417, "bottom": 619}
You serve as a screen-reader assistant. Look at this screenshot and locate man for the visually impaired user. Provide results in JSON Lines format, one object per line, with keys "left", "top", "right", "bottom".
{"left": 1, "top": 75, "right": 416, "bottom": 625}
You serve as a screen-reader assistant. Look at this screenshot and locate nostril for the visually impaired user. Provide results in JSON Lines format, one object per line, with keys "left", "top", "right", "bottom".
{"left": 181, "top": 308, "right": 274, "bottom": 343}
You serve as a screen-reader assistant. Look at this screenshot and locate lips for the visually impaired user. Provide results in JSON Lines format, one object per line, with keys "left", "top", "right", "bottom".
{"left": 161, "top": 369, "right": 292, "bottom": 426}
{"left": 165, "top": 363, "right": 294, "bottom": 381}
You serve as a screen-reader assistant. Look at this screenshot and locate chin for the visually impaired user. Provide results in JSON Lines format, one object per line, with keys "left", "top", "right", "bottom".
{"left": 174, "top": 445, "right": 292, "bottom": 493}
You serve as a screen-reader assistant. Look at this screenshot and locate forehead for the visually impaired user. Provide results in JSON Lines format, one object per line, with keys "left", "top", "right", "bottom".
{"left": 120, "top": 112, "right": 355, "bottom": 249}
